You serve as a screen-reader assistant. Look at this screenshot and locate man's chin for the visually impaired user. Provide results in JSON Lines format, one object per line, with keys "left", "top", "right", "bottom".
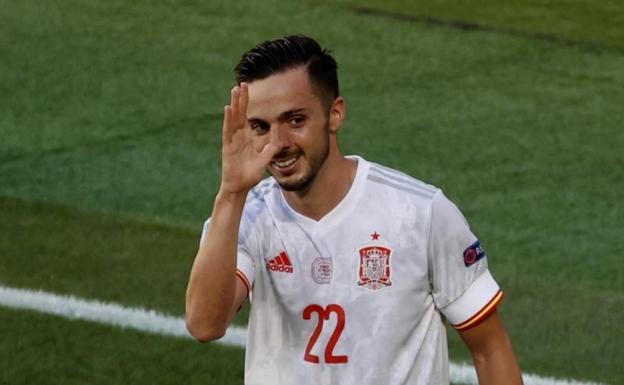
{"left": 274, "top": 174, "right": 313, "bottom": 192}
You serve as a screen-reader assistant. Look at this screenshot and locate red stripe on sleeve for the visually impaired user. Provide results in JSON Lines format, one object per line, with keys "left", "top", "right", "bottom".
{"left": 454, "top": 290, "right": 504, "bottom": 331}
{"left": 235, "top": 270, "right": 251, "bottom": 295}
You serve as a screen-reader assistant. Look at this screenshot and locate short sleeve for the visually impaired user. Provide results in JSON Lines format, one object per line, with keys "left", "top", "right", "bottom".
{"left": 428, "top": 190, "right": 503, "bottom": 330}
{"left": 200, "top": 218, "right": 256, "bottom": 298}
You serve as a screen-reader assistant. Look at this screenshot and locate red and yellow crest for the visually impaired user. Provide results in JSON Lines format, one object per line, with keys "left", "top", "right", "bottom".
{"left": 357, "top": 246, "right": 392, "bottom": 290}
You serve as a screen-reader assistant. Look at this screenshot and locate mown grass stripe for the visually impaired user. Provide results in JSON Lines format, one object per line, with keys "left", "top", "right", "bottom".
{"left": 352, "top": 5, "right": 624, "bottom": 54}
{"left": 0, "top": 283, "right": 607, "bottom": 385}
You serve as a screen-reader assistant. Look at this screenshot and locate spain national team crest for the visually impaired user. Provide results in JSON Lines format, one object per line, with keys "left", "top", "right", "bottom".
{"left": 357, "top": 246, "right": 392, "bottom": 290}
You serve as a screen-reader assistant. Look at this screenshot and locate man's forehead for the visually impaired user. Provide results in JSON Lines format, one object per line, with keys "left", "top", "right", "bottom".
{"left": 246, "top": 67, "right": 321, "bottom": 119}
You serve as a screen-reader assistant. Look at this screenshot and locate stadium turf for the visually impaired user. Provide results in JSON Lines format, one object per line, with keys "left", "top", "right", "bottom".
{"left": 1, "top": 0, "right": 622, "bottom": 384}
{"left": 335, "top": 0, "right": 624, "bottom": 50}
{"left": 0, "top": 306, "right": 245, "bottom": 385}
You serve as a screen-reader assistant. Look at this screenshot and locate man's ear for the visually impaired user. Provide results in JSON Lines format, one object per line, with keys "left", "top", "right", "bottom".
{"left": 328, "top": 97, "right": 346, "bottom": 134}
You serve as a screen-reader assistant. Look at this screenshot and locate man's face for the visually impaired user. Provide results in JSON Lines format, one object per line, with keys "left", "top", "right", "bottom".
{"left": 246, "top": 67, "right": 334, "bottom": 192}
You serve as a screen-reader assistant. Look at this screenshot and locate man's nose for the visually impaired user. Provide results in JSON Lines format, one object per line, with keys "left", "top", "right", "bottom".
{"left": 271, "top": 125, "right": 291, "bottom": 149}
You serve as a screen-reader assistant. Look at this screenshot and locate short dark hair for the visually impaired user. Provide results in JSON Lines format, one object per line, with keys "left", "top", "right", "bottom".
{"left": 234, "top": 35, "right": 339, "bottom": 107}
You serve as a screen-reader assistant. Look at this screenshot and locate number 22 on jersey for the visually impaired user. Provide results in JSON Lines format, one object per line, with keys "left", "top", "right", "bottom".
{"left": 302, "top": 304, "right": 348, "bottom": 364}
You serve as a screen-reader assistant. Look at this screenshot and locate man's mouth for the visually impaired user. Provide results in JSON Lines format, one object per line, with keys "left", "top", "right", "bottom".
{"left": 271, "top": 154, "right": 300, "bottom": 169}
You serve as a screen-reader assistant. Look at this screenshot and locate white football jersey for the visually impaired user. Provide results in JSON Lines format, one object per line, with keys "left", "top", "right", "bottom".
{"left": 201, "top": 156, "right": 503, "bottom": 385}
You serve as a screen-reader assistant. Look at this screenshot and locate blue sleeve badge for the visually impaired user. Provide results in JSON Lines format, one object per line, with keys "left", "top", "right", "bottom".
{"left": 463, "top": 240, "right": 486, "bottom": 267}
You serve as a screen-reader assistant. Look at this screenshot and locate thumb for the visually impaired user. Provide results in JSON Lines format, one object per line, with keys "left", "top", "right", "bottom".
{"left": 258, "top": 142, "right": 279, "bottom": 166}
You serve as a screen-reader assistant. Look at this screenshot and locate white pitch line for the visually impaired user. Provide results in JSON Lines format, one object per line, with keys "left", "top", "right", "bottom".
{"left": 0, "top": 284, "right": 246, "bottom": 347}
{"left": 0, "top": 284, "right": 607, "bottom": 385}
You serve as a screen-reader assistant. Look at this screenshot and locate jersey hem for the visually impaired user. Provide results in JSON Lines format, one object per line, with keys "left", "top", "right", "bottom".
{"left": 236, "top": 269, "right": 251, "bottom": 296}
{"left": 441, "top": 270, "right": 501, "bottom": 325}
{"left": 454, "top": 290, "right": 504, "bottom": 330}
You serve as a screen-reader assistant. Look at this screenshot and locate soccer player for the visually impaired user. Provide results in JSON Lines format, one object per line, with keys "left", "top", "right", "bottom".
{"left": 185, "top": 35, "right": 523, "bottom": 385}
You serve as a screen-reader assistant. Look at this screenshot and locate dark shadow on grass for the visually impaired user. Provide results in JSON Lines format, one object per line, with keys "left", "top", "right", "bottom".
{"left": 353, "top": 5, "right": 624, "bottom": 55}
{"left": 0, "top": 112, "right": 223, "bottom": 164}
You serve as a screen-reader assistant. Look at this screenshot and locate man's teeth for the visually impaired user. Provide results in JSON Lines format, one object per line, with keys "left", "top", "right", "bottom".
{"left": 273, "top": 156, "right": 298, "bottom": 168}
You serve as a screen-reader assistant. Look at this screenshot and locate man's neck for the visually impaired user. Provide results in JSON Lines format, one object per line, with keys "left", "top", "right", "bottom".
{"left": 282, "top": 154, "right": 357, "bottom": 221}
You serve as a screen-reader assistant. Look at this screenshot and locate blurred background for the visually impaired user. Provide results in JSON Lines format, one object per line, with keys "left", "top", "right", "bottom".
{"left": 1, "top": 1, "right": 622, "bottom": 384}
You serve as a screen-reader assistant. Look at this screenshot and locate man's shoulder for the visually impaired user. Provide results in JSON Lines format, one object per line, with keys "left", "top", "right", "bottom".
{"left": 247, "top": 177, "right": 278, "bottom": 202}
{"left": 364, "top": 160, "right": 439, "bottom": 202}
{"left": 235, "top": 178, "right": 277, "bottom": 238}
{"left": 241, "top": 177, "right": 279, "bottom": 219}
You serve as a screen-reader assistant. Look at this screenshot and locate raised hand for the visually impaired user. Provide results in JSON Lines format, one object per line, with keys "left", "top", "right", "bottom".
{"left": 220, "top": 83, "right": 279, "bottom": 195}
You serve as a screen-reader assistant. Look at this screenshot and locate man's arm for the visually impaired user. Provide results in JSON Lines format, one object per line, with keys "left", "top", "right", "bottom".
{"left": 458, "top": 310, "right": 523, "bottom": 385}
{"left": 185, "top": 83, "right": 278, "bottom": 342}
{"left": 185, "top": 192, "right": 250, "bottom": 342}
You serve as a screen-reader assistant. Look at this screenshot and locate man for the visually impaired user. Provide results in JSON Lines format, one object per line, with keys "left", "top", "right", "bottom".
{"left": 186, "top": 35, "right": 523, "bottom": 385}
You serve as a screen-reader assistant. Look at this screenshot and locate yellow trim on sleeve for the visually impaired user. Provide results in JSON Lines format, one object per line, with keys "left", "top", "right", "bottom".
{"left": 235, "top": 269, "right": 251, "bottom": 295}
{"left": 454, "top": 290, "right": 504, "bottom": 331}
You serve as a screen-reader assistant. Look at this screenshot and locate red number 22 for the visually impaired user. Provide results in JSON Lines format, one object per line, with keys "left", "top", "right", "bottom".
{"left": 302, "top": 304, "right": 348, "bottom": 364}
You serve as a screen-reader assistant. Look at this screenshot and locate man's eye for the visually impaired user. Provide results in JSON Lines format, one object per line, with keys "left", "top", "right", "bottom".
{"left": 251, "top": 122, "right": 269, "bottom": 133}
{"left": 290, "top": 116, "right": 305, "bottom": 127}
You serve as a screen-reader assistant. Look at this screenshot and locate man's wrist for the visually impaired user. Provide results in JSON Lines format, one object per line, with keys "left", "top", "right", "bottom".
{"left": 214, "top": 188, "right": 249, "bottom": 206}
{"left": 209, "top": 189, "right": 248, "bottom": 225}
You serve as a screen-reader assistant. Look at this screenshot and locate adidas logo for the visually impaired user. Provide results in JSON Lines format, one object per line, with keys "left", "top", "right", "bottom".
{"left": 266, "top": 252, "right": 294, "bottom": 274}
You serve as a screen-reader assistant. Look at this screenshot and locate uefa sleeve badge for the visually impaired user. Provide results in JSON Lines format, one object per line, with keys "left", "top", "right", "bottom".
{"left": 463, "top": 240, "right": 486, "bottom": 267}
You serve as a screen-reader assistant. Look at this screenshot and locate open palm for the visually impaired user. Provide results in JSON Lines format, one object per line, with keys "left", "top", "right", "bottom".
{"left": 220, "top": 83, "right": 278, "bottom": 195}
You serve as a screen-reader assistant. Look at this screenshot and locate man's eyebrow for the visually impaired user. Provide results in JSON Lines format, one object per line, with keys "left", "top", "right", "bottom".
{"left": 247, "top": 108, "right": 307, "bottom": 123}
{"left": 278, "top": 108, "right": 306, "bottom": 120}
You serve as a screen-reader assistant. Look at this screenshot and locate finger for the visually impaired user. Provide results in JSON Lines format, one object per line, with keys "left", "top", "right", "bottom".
{"left": 258, "top": 142, "right": 280, "bottom": 166}
{"left": 222, "top": 105, "right": 232, "bottom": 144}
{"left": 239, "top": 82, "right": 249, "bottom": 118}
{"left": 230, "top": 86, "right": 240, "bottom": 117}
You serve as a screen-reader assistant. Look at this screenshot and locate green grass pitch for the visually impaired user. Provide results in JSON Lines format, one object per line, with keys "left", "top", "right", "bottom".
{"left": 1, "top": 1, "right": 623, "bottom": 384}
